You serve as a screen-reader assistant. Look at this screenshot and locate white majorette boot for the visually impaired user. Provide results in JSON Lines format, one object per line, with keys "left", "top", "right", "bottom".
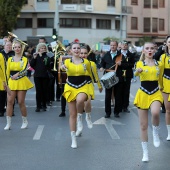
{"left": 166, "top": 125, "right": 170, "bottom": 141}
{"left": 76, "top": 129, "right": 82, "bottom": 137}
{"left": 152, "top": 125, "right": 160, "bottom": 147}
{"left": 21, "top": 116, "right": 28, "bottom": 129}
{"left": 77, "top": 113, "right": 83, "bottom": 132}
{"left": 85, "top": 113, "right": 93, "bottom": 129}
{"left": 141, "top": 142, "right": 149, "bottom": 162}
{"left": 4, "top": 116, "right": 12, "bottom": 130}
{"left": 71, "top": 131, "right": 77, "bottom": 149}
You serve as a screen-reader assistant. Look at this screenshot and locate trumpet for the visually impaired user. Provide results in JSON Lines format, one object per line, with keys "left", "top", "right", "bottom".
{"left": 52, "top": 40, "right": 66, "bottom": 71}
{"left": 7, "top": 32, "right": 18, "bottom": 42}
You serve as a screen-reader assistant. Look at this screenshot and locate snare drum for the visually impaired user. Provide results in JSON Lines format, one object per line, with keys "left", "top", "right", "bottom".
{"left": 58, "top": 55, "right": 72, "bottom": 87}
{"left": 100, "top": 72, "right": 119, "bottom": 89}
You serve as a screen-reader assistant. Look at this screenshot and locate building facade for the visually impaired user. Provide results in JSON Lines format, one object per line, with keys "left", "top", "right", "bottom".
{"left": 126, "top": 0, "right": 169, "bottom": 45}
{"left": 14, "top": 0, "right": 131, "bottom": 46}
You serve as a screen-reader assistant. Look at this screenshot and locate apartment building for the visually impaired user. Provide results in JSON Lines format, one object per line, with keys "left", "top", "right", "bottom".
{"left": 13, "top": 0, "right": 132, "bottom": 46}
{"left": 126, "top": 0, "right": 169, "bottom": 45}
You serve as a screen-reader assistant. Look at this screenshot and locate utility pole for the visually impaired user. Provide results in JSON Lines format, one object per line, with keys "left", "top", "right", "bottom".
{"left": 54, "top": 0, "right": 59, "bottom": 35}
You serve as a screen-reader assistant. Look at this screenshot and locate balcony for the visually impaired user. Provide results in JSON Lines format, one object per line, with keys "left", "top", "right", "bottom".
{"left": 122, "top": 6, "right": 133, "bottom": 14}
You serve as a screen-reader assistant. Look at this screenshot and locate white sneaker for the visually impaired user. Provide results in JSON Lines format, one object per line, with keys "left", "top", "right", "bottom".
{"left": 86, "top": 113, "right": 93, "bottom": 129}
{"left": 77, "top": 113, "right": 83, "bottom": 131}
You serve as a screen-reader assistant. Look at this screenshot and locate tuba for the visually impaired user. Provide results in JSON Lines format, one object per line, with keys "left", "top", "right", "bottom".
{"left": 52, "top": 40, "right": 66, "bottom": 71}
{"left": 7, "top": 32, "right": 18, "bottom": 42}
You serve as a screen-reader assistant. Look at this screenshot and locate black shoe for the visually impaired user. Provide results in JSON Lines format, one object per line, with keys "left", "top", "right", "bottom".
{"left": 42, "top": 107, "right": 47, "bottom": 111}
{"left": 12, "top": 112, "right": 15, "bottom": 116}
{"left": 105, "top": 115, "right": 110, "bottom": 118}
{"left": 162, "top": 109, "right": 166, "bottom": 113}
{"left": 0, "top": 112, "right": 4, "bottom": 117}
{"left": 114, "top": 113, "right": 120, "bottom": 118}
{"left": 57, "top": 98, "right": 60, "bottom": 102}
{"left": 47, "top": 102, "right": 52, "bottom": 106}
{"left": 35, "top": 108, "right": 40, "bottom": 112}
{"left": 59, "top": 112, "right": 66, "bottom": 117}
{"left": 123, "top": 108, "right": 130, "bottom": 113}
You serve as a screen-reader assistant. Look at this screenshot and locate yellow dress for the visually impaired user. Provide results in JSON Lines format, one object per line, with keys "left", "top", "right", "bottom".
{"left": 0, "top": 53, "right": 7, "bottom": 90}
{"left": 6, "top": 56, "right": 34, "bottom": 90}
{"left": 62, "top": 58, "right": 93, "bottom": 102}
{"left": 134, "top": 60, "right": 163, "bottom": 109}
{"left": 160, "top": 53, "right": 170, "bottom": 93}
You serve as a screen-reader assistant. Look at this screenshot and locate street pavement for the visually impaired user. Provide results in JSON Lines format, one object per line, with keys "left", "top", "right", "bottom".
{"left": 0, "top": 74, "right": 170, "bottom": 170}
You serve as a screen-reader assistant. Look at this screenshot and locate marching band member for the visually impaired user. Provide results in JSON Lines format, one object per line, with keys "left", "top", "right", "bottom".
{"left": 4, "top": 40, "right": 34, "bottom": 130}
{"left": 76, "top": 45, "right": 102, "bottom": 136}
{"left": 100, "top": 40, "right": 125, "bottom": 118}
{"left": 0, "top": 40, "right": 15, "bottom": 117}
{"left": 61, "top": 42, "right": 93, "bottom": 149}
{"left": 134, "top": 42, "right": 163, "bottom": 162}
{"left": 159, "top": 36, "right": 170, "bottom": 140}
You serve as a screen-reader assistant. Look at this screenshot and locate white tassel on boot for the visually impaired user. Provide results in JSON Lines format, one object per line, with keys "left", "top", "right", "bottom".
{"left": 71, "top": 131, "right": 77, "bottom": 149}
{"left": 85, "top": 113, "right": 93, "bottom": 129}
{"left": 21, "top": 116, "right": 28, "bottom": 129}
{"left": 77, "top": 113, "right": 83, "bottom": 132}
{"left": 141, "top": 142, "right": 149, "bottom": 162}
{"left": 4, "top": 116, "right": 12, "bottom": 130}
{"left": 152, "top": 125, "right": 160, "bottom": 147}
{"left": 166, "top": 125, "right": 170, "bottom": 141}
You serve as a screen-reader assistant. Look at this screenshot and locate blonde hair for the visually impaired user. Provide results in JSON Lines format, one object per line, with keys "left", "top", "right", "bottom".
{"left": 139, "top": 42, "right": 154, "bottom": 61}
{"left": 12, "top": 40, "right": 26, "bottom": 55}
{"left": 36, "top": 43, "right": 49, "bottom": 53}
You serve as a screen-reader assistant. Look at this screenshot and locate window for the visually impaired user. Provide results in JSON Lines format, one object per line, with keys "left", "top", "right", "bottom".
{"left": 115, "top": 20, "right": 120, "bottom": 30}
{"left": 60, "top": 18, "right": 91, "bottom": 28}
{"left": 37, "top": 0, "right": 49, "bottom": 2}
{"left": 37, "top": 18, "right": 54, "bottom": 28}
{"left": 16, "top": 18, "right": 32, "bottom": 28}
{"left": 159, "top": 0, "right": 165, "bottom": 7}
{"left": 159, "top": 19, "right": 164, "bottom": 31}
{"left": 107, "top": 0, "right": 115, "bottom": 6}
{"left": 131, "top": 0, "right": 138, "bottom": 5}
{"left": 131, "top": 17, "right": 138, "bottom": 30}
{"left": 144, "top": 18, "right": 150, "bottom": 32}
{"left": 153, "top": 0, "right": 158, "bottom": 8}
{"left": 152, "top": 18, "right": 158, "bottom": 32}
{"left": 96, "top": 19, "right": 111, "bottom": 29}
{"left": 61, "top": 0, "right": 91, "bottom": 4}
{"left": 144, "top": 0, "right": 151, "bottom": 8}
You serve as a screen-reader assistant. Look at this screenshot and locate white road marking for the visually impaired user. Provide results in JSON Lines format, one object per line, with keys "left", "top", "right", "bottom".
{"left": 93, "top": 117, "right": 125, "bottom": 139}
{"left": 33, "top": 125, "right": 44, "bottom": 140}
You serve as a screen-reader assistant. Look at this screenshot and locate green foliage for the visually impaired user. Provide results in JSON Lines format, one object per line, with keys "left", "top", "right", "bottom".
{"left": 103, "top": 36, "right": 120, "bottom": 44}
{"left": 138, "top": 36, "right": 153, "bottom": 46}
{"left": 0, "top": 0, "right": 26, "bottom": 38}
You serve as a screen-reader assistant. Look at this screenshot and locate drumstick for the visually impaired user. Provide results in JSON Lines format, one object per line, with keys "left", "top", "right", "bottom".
{"left": 108, "top": 60, "right": 122, "bottom": 70}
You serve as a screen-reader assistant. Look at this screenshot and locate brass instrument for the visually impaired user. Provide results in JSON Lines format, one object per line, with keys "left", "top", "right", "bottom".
{"left": 7, "top": 32, "right": 18, "bottom": 42}
{"left": 122, "top": 70, "right": 126, "bottom": 76}
{"left": 52, "top": 40, "right": 66, "bottom": 71}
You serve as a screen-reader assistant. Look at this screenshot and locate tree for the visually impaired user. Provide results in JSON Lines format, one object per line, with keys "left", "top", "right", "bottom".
{"left": 0, "top": 0, "right": 26, "bottom": 38}
{"left": 103, "top": 36, "right": 120, "bottom": 44}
